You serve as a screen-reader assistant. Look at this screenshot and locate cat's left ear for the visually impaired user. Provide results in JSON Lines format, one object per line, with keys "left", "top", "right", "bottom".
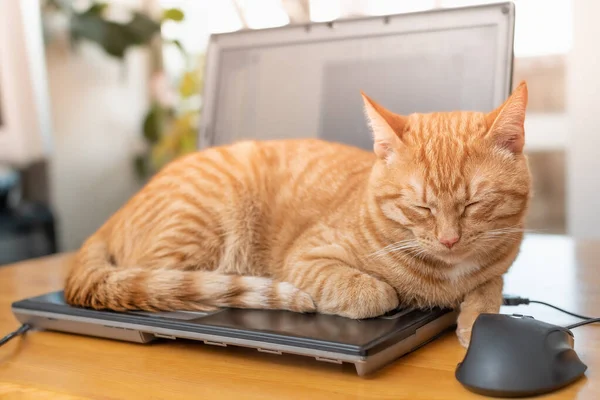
{"left": 485, "top": 81, "right": 528, "bottom": 154}
{"left": 361, "top": 91, "right": 407, "bottom": 161}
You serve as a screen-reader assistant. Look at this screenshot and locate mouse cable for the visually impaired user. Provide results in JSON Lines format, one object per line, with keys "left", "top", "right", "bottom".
{"left": 0, "top": 324, "right": 32, "bottom": 347}
{"left": 502, "top": 295, "right": 594, "bottom": 320}
{"left": 565, "top": 318, "right": 600, "bottom": 330}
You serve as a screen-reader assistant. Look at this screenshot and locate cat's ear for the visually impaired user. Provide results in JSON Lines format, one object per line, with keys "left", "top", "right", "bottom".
{"left": 485, "top": 81, "right": 528, "bottom": 154}
{"left": 361, "top": 91, "right": 406, "bottom": 161}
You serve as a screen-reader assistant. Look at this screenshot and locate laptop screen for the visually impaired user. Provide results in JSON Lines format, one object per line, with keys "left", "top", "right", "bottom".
{"left": 201, "top": 4, "right": 514, "bottom": 150}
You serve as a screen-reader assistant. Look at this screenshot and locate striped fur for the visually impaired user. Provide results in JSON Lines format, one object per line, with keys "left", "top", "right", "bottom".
{"left": 65, "top": 82, "right": 531, "bottom": 347}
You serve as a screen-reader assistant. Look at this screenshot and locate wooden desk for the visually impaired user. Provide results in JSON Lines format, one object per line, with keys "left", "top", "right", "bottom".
{"left": 1, "top": 235, "right": 599, "bottom": 399}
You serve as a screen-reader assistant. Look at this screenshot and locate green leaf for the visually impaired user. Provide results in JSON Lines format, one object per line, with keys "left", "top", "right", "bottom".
{"left": 69, "top": 9, "right": 160, "bottom": 59}
{"left": 179, "top": 72, "right": 198, "bottom": 98}
{"left": 133, "top": 154, "right": 151, "bottom": 179}
{"left": 169, "top": 39, "right": 187, "bottom": 57}
{"left": 162, "top": 8, "right": 185, "bottom": 22}
{"left": 142, "top": 105, "right": 163, "bottom": 144}
{"left": 85, "top": 2, "right": 109, "bottom": 16}
{"left": 126, "top": 12, "right": 161, "bottom": 45}
{"left": 70, "top": 13, "right": 107, "bottom": 44}
{"left": 101, "top": 23, "right": 134, "bottom": 57}
{"left": 179, "top": 132, "right": 197, "bottom": 154}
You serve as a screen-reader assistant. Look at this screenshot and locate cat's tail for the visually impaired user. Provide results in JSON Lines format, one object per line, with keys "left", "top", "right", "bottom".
{"left": 64, "top": 239, "right": 316, "bottom": 313}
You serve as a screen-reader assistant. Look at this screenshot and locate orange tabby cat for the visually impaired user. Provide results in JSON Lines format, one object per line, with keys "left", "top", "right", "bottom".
{"left": 65, "top": 82, "right": 531, "bottom": 347}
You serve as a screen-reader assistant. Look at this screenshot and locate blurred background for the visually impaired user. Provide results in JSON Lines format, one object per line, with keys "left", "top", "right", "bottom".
{"left": 0, "top": 0, "right": 596, "bottom": 265}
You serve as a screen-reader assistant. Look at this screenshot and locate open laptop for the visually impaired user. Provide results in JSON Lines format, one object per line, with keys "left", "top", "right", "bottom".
{"left": 12, "top": 2, "right": 515, "bottom": 376}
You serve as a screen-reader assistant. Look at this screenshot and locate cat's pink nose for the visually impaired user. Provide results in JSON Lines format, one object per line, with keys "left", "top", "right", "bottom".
{"left": 439, "top": 236, "right": 460, "bottom": 249}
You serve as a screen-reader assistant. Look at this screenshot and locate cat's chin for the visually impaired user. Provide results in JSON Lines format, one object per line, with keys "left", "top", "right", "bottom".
{"left": 431, "top": 249, "right": 472, "bottom": 264}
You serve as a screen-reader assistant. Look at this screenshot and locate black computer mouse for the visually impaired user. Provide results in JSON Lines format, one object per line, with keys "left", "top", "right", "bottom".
{"left": 455, "top": 313, "right": 587, "bottom": 398}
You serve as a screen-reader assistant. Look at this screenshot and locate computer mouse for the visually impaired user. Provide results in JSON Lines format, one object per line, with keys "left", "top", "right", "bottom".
{"left": 455, "top": 313, "right": 587, "bottom": 398}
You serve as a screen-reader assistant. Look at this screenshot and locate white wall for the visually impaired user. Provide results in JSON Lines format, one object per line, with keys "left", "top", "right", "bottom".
{"left": 45, "top": 38, "right": 148, "bottom": 251}
{"left": 0, "top": 0, "right": 51, "bottom": 166}
{"left": 567, "top": 0, "right": 600, "bottom": 239}
{"left": 525, "top": 114, "right": 568, "bottom": 152}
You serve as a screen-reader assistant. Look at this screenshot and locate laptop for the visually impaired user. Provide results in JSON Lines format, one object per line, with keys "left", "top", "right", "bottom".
{"left": 12, "top": 2, "right": 515, "bottom": 376}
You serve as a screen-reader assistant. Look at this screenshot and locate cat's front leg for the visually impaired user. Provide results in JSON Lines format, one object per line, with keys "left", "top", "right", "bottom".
{"left": 282, "top": 255, "right": 399, "bottom": 319}
{"left": 456, "top": 276, "right": 504, "bottom": 347}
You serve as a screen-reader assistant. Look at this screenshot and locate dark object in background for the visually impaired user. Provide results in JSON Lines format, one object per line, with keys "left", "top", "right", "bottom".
{"left": 0, "top": 166, "right": 57, "bottom": 265}
{"left": 456, "top": 313, "right": 587, "bottom": 397}
{"left": 0, "top": 167, "right": 18, "bottom": 209}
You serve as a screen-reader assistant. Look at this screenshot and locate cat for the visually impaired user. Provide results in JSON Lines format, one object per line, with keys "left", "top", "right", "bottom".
{"left": 64, "top": 81, "right": 531, "bottom": 347}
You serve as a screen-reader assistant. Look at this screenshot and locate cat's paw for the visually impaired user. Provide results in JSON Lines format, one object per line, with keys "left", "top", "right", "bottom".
{"left": 291, "top": 289, "right": 317, "bottom": 313}
{"left": 278, "top": 282, "right": 316, "bottom": 313}
{"left": 456, "top": 327, "right": 472, "bottom": 348}
{"left": 334, "top": 278, "right": 399, "bottom": 319}
{"left": 456, "top": 310, "right": 479, "bottom": 348}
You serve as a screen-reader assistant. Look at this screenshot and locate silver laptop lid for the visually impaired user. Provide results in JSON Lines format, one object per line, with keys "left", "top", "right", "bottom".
{"left": 199, "top": 2, "right": 515, "bottom": 150}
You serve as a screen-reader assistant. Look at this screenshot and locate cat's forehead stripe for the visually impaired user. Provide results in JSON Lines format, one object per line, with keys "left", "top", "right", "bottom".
{"left": 408, "top": 112, "right": 487, "bottom": 139}
{"left": 404, "top": 113, "right": 490, "bottom": 197}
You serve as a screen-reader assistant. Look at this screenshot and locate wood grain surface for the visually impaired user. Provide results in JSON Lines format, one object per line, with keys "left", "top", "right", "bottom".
{"left": 0, "top": 235, "right": 598, "bottom": 399}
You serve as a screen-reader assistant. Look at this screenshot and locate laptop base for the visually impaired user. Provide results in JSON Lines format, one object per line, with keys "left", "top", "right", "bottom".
{"left": 13, "top": 291, "right": 457, "bottom": 376}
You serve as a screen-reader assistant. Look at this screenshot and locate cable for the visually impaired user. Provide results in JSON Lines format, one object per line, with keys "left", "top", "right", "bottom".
{"left": 502, "top": 295, "right": 594, "bottom": 320}
{"left": 528, "top": 300, "right": 594, "bottom": 320}
{"left": 0, "top": 324, "right": 32, "bottom": 347}
{"left": 566, "top": 318, "right": 600, "bottom": 330}
{"left": 502, "top": 295, "right": 531, "bottom": 306}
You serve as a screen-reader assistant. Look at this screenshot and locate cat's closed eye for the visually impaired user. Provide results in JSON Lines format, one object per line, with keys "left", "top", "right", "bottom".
{"left": 465, "top": 201, "right": 480, "bottom": 209}
{"left": 462, "top": 201, "right": 481, "bottom": 216}
{"left": 414, "top": 205, "right": 432, "bottom": 214}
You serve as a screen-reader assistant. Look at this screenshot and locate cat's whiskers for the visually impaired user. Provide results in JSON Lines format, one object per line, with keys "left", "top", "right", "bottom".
{"left": 473, "top": 228, "right": 529, "bottom": 261}
{"left": 369, "top": 239, "right": 415, "bottom": 254}
{"left": 477, "top": 227, "right": 537, "bottom": 246}
{"left": 475, "top": 235, "right": 520, "bottom": 251}
{"left": 368, "top": 239, "right": 422, "bottom": 260}
{"left": 473, "top": 241, "right": 495, "bottom": 263}
{"left": 483, "top": 226, "right": 540, "bottom": 236}
{"left": 407, "top": 247, "right": 429, "bottom": 262}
